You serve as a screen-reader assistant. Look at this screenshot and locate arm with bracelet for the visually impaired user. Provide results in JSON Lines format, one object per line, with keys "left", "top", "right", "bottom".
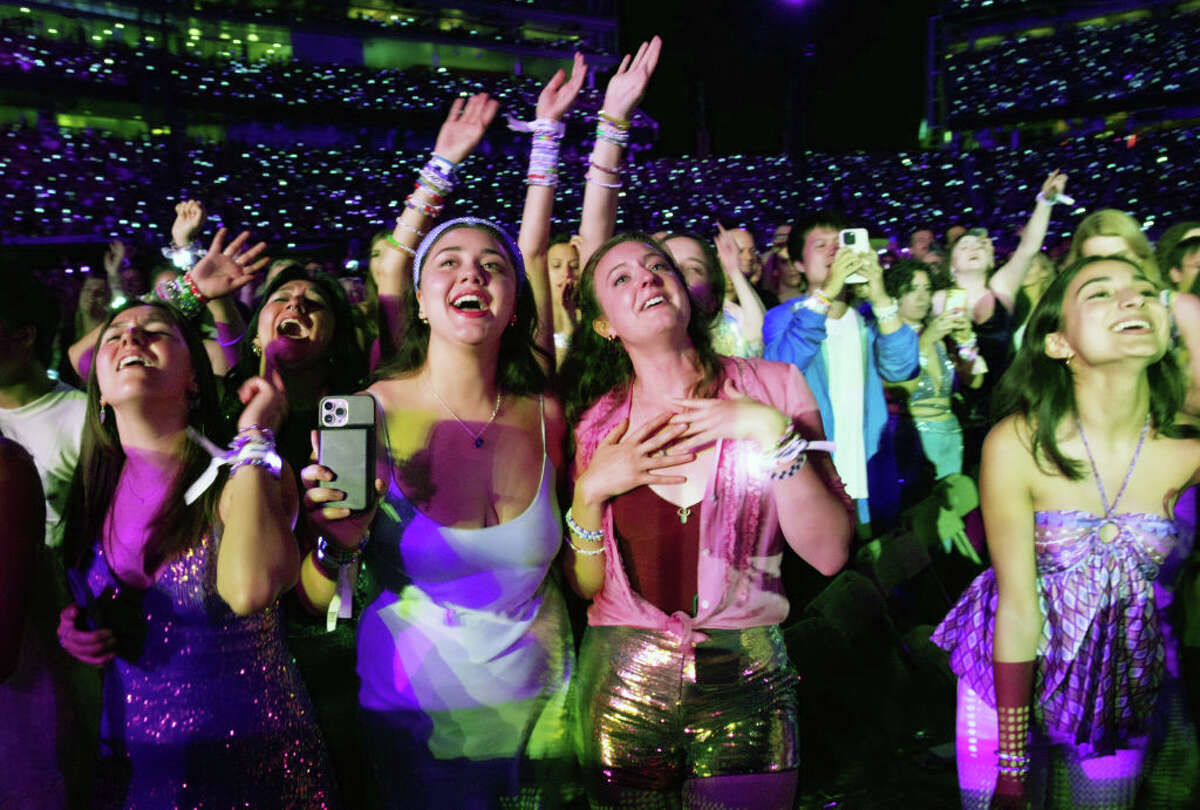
{"left": 511, "top": 52, "right": 587, "bottom": 366}
{"left": 988, "top": 170, "right": 1068, "bottom": 314}
{"left": 214, "top": 378, "right": 301, "bottom": 616}
{"left": 980, "top": 420, "right": 1041, "bottom": 808}
{"left": 577, "top": 36, "right": 661, "bottom": 267}
{"left": 372, "top": 93, "right": 500, "bottom": 368}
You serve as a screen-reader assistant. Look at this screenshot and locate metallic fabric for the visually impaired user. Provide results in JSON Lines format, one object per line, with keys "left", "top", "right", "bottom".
{"left": 934, "top": 510, "right": 1180, "bottom": 755}
{"left": 85, "top": 536, "right": 335, "bottom": 808}
{"left": 574, "top": 624, "right": 798, "bottom": 797}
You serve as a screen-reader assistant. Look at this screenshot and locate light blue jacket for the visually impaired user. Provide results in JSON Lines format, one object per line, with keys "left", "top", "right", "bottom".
{"left": 763, "top": 297, "right": 919, "bottom": 522}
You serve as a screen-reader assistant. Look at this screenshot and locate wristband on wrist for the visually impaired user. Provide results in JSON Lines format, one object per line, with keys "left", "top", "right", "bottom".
{"left": 559, "top": 506, "right": 600, "bottom": 544}
{"left": 872, "top": 298, "right": 899, "bottom": 321}
{"left": 383, "top": 233, "right": 417, "bottom": 257}
{"left": 802, "top": 290, "right": 833, "bottom": 315}
{"left": 313, "top": 534, "right": 367, "bottom": 579}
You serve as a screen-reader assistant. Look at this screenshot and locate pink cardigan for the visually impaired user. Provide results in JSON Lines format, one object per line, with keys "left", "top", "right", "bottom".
{"left": 572, "top": 356, "right": 852, "bottom": 645}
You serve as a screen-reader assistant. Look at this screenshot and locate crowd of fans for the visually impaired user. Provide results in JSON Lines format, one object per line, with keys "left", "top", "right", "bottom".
{"left": 0, "top": 27, "right": 636, "bottom": 126}
{"left": 945, "top": 12, "right": 1200, "bottom": 123}
{"left": 2, "top": 119, "right": 1195, "bottom": 263}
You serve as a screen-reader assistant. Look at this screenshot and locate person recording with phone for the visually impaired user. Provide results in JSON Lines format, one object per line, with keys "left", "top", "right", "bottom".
{"left": 297, "top": 58, "right": 589, "bottom": 808}
{"left": 762, "top": 212, "right": 919, "bottom": 533}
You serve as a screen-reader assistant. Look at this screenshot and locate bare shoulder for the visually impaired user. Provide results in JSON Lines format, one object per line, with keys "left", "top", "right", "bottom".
{"left": 366, "top": 374, "right": 421, "bottom": 411}
{"left": 982, "top": 413, "right": 1031, "bottom": 462}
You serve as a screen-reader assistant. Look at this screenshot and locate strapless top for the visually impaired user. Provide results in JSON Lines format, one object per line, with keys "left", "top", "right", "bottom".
{"left": 931, "top": 509, "right": 1181, "bottom": 755}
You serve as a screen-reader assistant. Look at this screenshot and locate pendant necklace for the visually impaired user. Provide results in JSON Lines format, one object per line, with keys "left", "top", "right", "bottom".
{"left": 1074, "top": 413, "right": 1150, "bottom": 544}
{"left": 428, "top": 380, "right": 503, "bottom": 449}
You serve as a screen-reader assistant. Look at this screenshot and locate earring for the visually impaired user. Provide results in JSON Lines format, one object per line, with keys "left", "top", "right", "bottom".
{"left": 1064, "top": 355, "right": 1074, "bottom": 369}
{"left": 251, "top": 339, "right": 262, "bottom": 357}
{"left": 418, "top": 312, "right": 428, "bottom": 324}
{"left": 606, "top": 333, "right": 616, "bottom": 342}
{"left": 99, "top": 403, "right": 107, "bottom": 424}
{"left": 509, "top": 313, "right": 518, "bottom": 327}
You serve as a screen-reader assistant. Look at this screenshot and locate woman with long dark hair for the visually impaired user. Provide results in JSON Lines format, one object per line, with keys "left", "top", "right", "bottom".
{"left": 300, "top": 61, "right": 588, "bottom": 808}
{"left": 54, "top": 237, "right": 333, "bottom": 806}
{"left": 932, "top": 255, "right": 1200, "bottom": 808}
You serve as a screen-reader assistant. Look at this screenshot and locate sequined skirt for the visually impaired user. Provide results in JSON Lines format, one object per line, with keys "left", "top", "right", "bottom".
{"left": 573, "top": 624, "right": 799, "bottom": 792}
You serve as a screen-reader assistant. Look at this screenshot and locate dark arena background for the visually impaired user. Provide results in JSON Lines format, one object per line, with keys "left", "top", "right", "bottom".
{"left": 2, "top": 0, "right": 1198, "bottom": 807}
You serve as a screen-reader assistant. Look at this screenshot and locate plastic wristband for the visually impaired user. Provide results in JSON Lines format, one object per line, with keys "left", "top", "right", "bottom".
{"left": 872, "top": 299, "right": 899, "bottom": 321}
{"left": 564, "top": 506, "right": 604, "bottom": 544}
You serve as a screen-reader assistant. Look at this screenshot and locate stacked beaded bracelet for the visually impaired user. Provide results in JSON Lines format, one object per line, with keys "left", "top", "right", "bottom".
{"left": 229, "top": 426, "right": 282, "bottom": 480}
{"left": 519, "top": 118, "right": 565, "bottom": 187}
{"left": 314, "top": 534, "right": 368, "bottom": 580}
{"left": 564, "top": 506, "right": 605, "bottom": 555}
{"left": 586, "top": 158, "right": 623, "bottom": 190}
{"left": 996, "top": 751, "right": 1030, "bottom": 778}
{"left": 763, "top": 425, "right": 809, "bottom": 481}
{"left": 872, "top": 298, "right": 900, "bottom": 322}
{"left": 802, "top": 290, "right": 833, "bottom": 315}
{"left": 404, "top": 153, "right": 457, "bottom": 221}
{"left": 596, "top": 110, "right": 631, "bottom": 148}
{"left": 152, "top": 271, "right": 209, "bottom": 318}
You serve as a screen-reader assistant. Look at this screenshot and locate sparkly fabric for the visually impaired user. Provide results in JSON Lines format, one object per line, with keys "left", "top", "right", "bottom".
{"left": 911, "top": 340, "right": 955, "bottom": 407}
{"left": 574, "top": 624, "right": 798, "bottom": 801}
{"left": 933, "top": 510, "right": 1180, "bottom": 755}
{"left": 357, "top": 400, "right": 577, "bottom": 808}
{"left": 84, "top": 536, "right": 335, "bottom": 809}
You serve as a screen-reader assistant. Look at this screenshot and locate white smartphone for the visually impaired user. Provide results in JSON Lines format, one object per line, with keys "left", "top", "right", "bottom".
{"left": 839, "top": 228, "right": 870, "bottom": 284}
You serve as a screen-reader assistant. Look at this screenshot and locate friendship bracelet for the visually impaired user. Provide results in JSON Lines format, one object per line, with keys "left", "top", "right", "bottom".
{"left": 564, "top": 506, "right": 604, "bottom": 544}
{"left": 802, "top": 292, "right": 832, "bottom": 316}
{"left": 393, "top": 218, "right": 427, "bottom": 238}
{"left": 586, "top": 172, "right": 623, "bottom": 190}
{"left": 598, "top": 110, "right": 631, "bottom": 129}
{"left": 384, "top": 233, "right": 417, "bottom": 257}
{"left": 590, "top": 159, "right": 621, "bottom": 175}
{"left": 872, "top": 298, "right": 899, "bottom": 322}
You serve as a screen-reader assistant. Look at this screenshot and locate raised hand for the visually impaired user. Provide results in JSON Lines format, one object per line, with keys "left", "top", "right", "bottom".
{"left": 172, "top": 200, "right": 207, "bottom": 248}
{"left": 714, "top": 223, "right": 742, "bottom": 279}
{"left": 576, "top": 411, "right": 694, "bottom": 507}
{"left": 236, "top": 376, "right": 287, "bottom": 433}
{"left": 668, "top": 379, "right": 788, "bottom": 451}
{"left": 433, "top": 92, "right": 501, "bottom": 165}
{"left": 188, "top": 227, "right": 269, "bottom": 301}
{"left": 103, "top": 239, "right": 126, "bottom": 276}
{"left": 1040, "top": 169, "right": 1068, "bottom": 202}
{"left": 537, "top": 52, "right": 587, "bottom": 122}
{"left": 602, "top": 35, "right": 662, "bottom": 121}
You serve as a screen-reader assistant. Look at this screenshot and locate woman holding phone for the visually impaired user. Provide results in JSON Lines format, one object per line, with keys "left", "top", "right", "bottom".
{"left": 299, "top": 61, "right": 587, "bottom": 808}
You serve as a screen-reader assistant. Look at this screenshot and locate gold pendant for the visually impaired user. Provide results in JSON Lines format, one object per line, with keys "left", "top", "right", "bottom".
{"left": 677, "top": 505, "right": 691, "bottom": 524}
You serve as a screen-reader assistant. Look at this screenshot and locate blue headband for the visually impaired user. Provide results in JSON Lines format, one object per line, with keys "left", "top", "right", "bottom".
{"left": 412, "top": 217, "right": 526, "bottom": 289}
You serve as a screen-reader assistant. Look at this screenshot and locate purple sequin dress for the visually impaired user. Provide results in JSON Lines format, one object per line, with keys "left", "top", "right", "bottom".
{"left": 84, "top": 534, "right": 336, "bottom": 808}
{"left": 932, "top": 510, "right": 1181, "bottom": 755}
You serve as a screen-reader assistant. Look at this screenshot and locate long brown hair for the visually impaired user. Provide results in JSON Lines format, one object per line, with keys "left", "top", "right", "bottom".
{"left": 62, "top": 302, "right": 227, "bottom": 575}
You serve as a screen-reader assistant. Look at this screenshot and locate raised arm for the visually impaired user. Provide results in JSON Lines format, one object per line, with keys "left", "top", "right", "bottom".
{"left": 216, "top": 377, "right": 301, "bottom": 615}
{"left": 715, "top": 224, "right": 766, "bottom": 350}
{"left": 371, "top": 93, "right": 500, "bottom": 363}
{"left": 169, "top": 202, "right": 249, "bottom": 373}
{"left": 577, "top": 36, "right": 661, "bottom": 267}
{"left": 517, "top": 53, "right": 587, "bottom": 364}
{"left": 988, "top": 171, "right": 1067, "bottom": 312}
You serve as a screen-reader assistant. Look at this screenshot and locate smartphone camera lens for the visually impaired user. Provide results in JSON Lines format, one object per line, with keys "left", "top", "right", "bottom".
{"left": 336, "top": 407, "right": 346, "bottom": 417}
{"left": 323, "top": 401, "right": 334, "bottom": 410}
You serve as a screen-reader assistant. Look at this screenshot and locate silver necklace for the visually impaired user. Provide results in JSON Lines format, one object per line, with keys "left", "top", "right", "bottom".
{"left": 428, "top": 381, "right": 503, "bottom": 448}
